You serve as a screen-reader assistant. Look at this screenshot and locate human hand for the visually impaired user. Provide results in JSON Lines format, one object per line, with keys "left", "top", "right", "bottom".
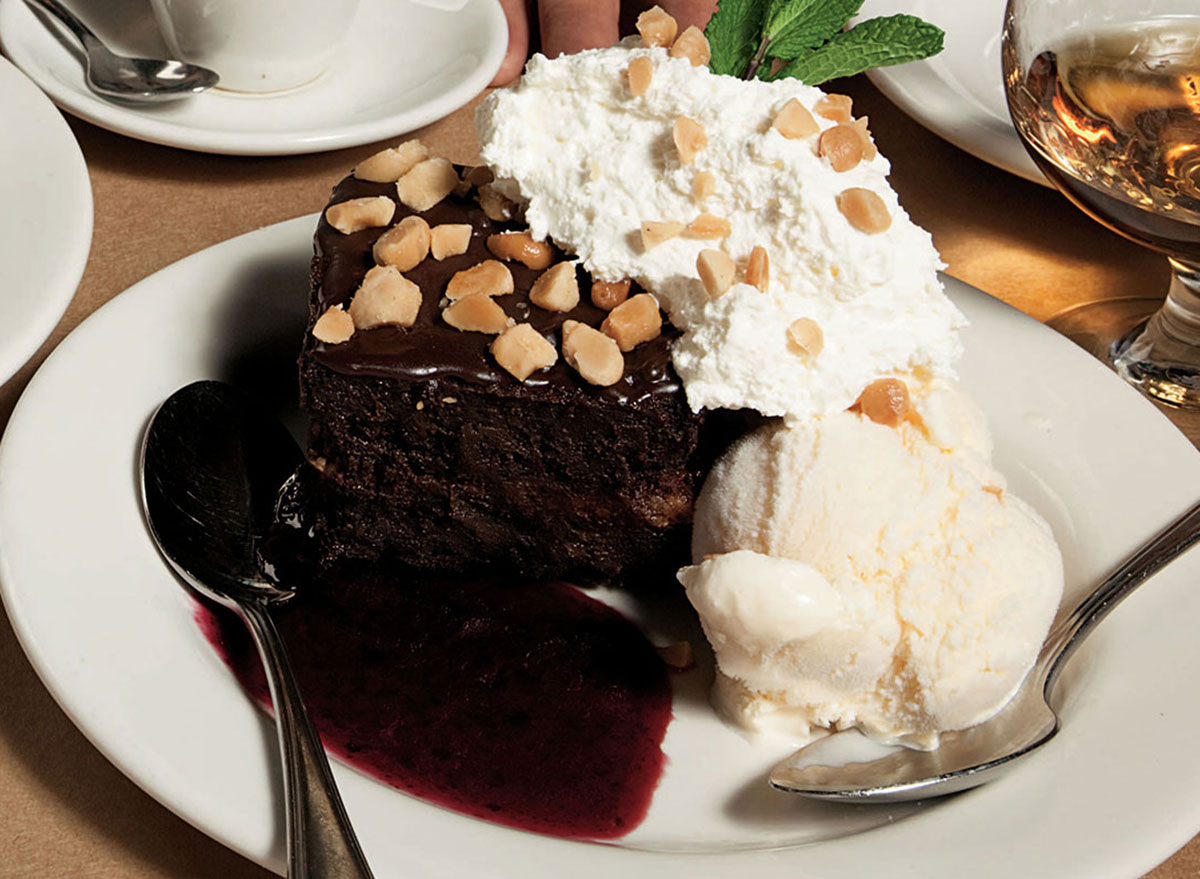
{"left": 491, "top": 0, "right": 717, "bottom": 86}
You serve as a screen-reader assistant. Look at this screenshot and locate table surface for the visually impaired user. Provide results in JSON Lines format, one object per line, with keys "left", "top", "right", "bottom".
{"left": 0, "top": 74, "right": 1197, "bottom": 878}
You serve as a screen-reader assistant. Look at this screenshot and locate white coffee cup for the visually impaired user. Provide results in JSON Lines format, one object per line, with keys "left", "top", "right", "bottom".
{"left": 150, "top": 0, "right": 362, "bottom": 93}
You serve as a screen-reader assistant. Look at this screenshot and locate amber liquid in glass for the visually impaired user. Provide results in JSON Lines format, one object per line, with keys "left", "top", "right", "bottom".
{"left": 1010, "top": 21, "right": 1200, "bottom": 261}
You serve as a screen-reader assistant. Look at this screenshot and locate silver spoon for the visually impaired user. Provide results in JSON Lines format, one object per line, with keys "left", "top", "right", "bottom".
{"left": 140, "top": 380, "right": 374, "bottom": 878}
{"left": 24, "top": 0, "right": 218, "bottom": 101}
{"left": 770, "top": 498, "right": 1200, "bottom": 803}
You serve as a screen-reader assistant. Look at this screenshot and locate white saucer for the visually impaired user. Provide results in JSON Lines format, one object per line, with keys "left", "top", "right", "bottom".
{"left": 0, "top": 55, "right": 90, "bottom": 384}
{"left": 858, "top": 0, "right": 1046, "bottom": 185}
{"left": 0, "top": 0, "right": 507, "bottom": 156}
{"left": 2, "top": 215, "right": 1200, "bottom": 877}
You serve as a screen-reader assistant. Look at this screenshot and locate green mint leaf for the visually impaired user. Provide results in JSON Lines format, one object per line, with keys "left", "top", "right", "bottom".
{"left": 765, "top": 0, "right": 863, "bottom": 58}
{"left": 705, "top": 0, "right": 769, "bottom": 77}
{"left": 768, "top": 14, "right": 944, "bottom": 85}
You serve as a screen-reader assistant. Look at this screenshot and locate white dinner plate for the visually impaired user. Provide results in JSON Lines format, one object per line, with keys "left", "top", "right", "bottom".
{"left": 3, "top": 215, "right": 1200, "bottom": 877}
{"left": 858, "top": 0, "right": 1046, "bottom": 185}
{"left": 0, "top": 55, "right": 90, "bottom": 384}
{"left": 0, "top": 0, "right": 506, "bottom": 156}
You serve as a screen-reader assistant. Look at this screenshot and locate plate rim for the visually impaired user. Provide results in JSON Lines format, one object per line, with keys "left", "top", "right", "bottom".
{"left": 0, "top": 0, "right": 507, "bottom": 156}
{"left": 0, "top": 55, "right": 91, "bottom": 384}
{"left": 3, "top": 215, "right": 1200, "bottom": 878}
{"left": 858, "top": 0, "right": 1048, "bottom": 186}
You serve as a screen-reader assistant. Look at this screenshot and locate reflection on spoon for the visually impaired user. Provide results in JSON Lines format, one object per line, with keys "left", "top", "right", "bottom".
{"left": 140, "top": 380, "right": 374, "bottom": 878}
{"left": 23, "top": 0, "right": 218, "bottom": 102}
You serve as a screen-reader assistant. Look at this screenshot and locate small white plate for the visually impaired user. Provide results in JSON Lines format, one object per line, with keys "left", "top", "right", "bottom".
{"left": 0, "top": 55, "right": 90, "bottom": 384}
{"left": 858, "top": 0, "right": 1046, "bottom": 185}
{"left": 0, "top": 0, "right": 506, "bottom": 156}
{"left": 2, "top": 216, "right": 1200, "bottom": 877}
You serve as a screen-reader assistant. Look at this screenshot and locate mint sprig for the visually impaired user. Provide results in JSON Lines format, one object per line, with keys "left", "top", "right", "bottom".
{"left": 768, "top": 15, "right": 944, "bottom": 83}
{"left": 705, "top": 0, "right": 944, "bottom": 85}
{"left": 706, "top": 0, "right": 768, "bottom": 77}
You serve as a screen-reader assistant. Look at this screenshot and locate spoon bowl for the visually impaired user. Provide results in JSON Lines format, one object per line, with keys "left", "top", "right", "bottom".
{"left": 24, "top": 0, "right": 218, "bottom": 101}
{"left": 770, "top": 498, "right": 1200, "bottom": 802}
{"left": 141, "top": 380, "right": 374, "bottom": 877}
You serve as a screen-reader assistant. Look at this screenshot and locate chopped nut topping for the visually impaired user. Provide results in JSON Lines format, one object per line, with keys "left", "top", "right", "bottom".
{"left": 562, "top": 320, "right": 624, "bottom": 386}
{"left": 658, "top": 640, "right": 694, "bottom": 670}
{"left": 529, "top": 262, "right": 580, "bottom": 312}
{"left": 478, "top": 183, "right": 518, "bottom": 222}
{"left": 591, "top": 279, "right": 632, "bottom": 311}
{"left": 697, "top": 249, "right": 735, "bottom": 299}
{"left": 627, "top": 55, "right": 654, "bottom": 96}
{"left": 853, "top": 117, "right": 878, "bottom": 160}
{"left": 819, "top": 123, "right": 869, "bottom": 172}
{"left": 373, "top": 215, "right": 431, "bottom": 271}
{"left": 601, "top": 292, "right": 662, "bottom": 351}
{"left": 395, "top": 157, "right": 458, "bottom": 212}
{"left": 669, "top": 26, "right": 711, "bottom": 66}
{"left": 640, "top": 220, "right": 685, "bottom": 250}
{"left": 324, "top": 196, "right": 395, "bottom": 234}
{"left": 312, "top": 305, "right": 355, "bottom": 343}
{"left": 443, "top": 292, "right": 512, "bottom": 334}
{"left": 836, "top": 188, "right": 892, "bottom": 234}
{"left": 685, "top": 213, "right": 731, "bottom": 239}
{"left": 636, "top": 5, "right": 677, "bottom": 47}
{"left": 746, "top": 245, "right": 770, "bottom": 292}
{"left": 673, "top": 116, "right": 707, "bottom": 164}
{"left": 771, "top": 98, "right": 818, "bottom": 139}
{"left": 814, "top": 93, "right": 853, "bottom": 122}
{"left": 353, "top": 140, "right": 428, "bottom": 183}
{"left": 445, "top": 260, "right": 514, "bottom": 300}
{"left": 491, "top": 323, "right": 557, "bottom": 381}
{"left": 692, "top": 171, "right": 716, "bottom": 203}
{"left": 486, "top": 231, "right": 553, "bottom": 269}
{"left": 348, "top": 265, "right": 422, "bottom": 329}
{"left": 786, "top": 317, "right": 823, "bottom": 358}
{"left": 855, "top": 378, "right": 911, "bottom": 427}
{"left": 430, "top": 223, "right": 472, "bottom": 260}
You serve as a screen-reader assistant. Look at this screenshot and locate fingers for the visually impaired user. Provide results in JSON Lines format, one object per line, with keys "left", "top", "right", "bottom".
{"left": 657, "top": 0, "right": 717, "bottom": 32}
{"left": 539, "top": 0, "right": 621, "bottom": 58}
{"left": 619, "top": 0, "right": 716, "bottom": 35}
{"left": 494, "top": 0, "right": 719, "bottom": 87}
{"left": 491, "top": 0, "right": 531, "bottom": 86}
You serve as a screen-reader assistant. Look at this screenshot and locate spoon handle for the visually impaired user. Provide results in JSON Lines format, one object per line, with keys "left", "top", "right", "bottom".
{"left": 1040, "top": 498, "right": 1200, "bottom": 695}
{"left": 238, "top": 600, "right": 374, "bottom": 879}
{"left": 22, "top": 0, "right": 101, "bottom": 48}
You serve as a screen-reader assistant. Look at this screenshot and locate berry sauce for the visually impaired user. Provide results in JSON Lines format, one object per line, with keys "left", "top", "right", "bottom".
{"left": 196, "top": 561, "right": 673, "bottom": 840}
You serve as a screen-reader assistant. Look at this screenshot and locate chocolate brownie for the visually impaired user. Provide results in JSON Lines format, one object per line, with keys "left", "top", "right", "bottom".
{"left": 300, "top": 161, "right": 713, "bottom": 582}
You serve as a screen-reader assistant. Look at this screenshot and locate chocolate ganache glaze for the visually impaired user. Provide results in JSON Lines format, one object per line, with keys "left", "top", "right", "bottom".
{"left": 310, "top": 173, "right": 681, "bottom": 407}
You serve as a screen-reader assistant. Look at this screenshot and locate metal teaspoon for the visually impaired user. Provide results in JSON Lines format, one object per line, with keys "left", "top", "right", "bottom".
{"left": 769, "top": 498, "right": 1200, "bottom": 803}
{"left": 24, "top": 0, "right": 218, "bottom": 101}
{"left": 140, "top": 380, "right": 373, "bottom": 878}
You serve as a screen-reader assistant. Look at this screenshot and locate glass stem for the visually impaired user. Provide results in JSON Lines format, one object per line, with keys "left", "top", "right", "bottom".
{"left": 1110, "top": 258, "right": 1200, "bottom": 407}
{"left": 1155, "top": 259, "right": 1200, "bottom": 348}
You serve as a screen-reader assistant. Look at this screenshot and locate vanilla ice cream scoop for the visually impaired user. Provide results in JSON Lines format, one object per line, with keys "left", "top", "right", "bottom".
{"left": 681, "top": 380, "right": 1064, "bottom": 748}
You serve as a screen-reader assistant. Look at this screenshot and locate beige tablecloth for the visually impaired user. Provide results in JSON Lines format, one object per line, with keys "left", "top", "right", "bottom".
{"left": 0, "top": 76, "right": 1196, "bottom": 878}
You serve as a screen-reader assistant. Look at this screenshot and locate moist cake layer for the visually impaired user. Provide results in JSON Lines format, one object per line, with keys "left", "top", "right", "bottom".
{"left": 300, "top": 167, "right": 707, "bottom": 581}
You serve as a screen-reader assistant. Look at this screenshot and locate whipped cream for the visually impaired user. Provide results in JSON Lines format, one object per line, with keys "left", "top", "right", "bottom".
{"left": 477, "top": 45, "right": 966, "bottom": 421}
